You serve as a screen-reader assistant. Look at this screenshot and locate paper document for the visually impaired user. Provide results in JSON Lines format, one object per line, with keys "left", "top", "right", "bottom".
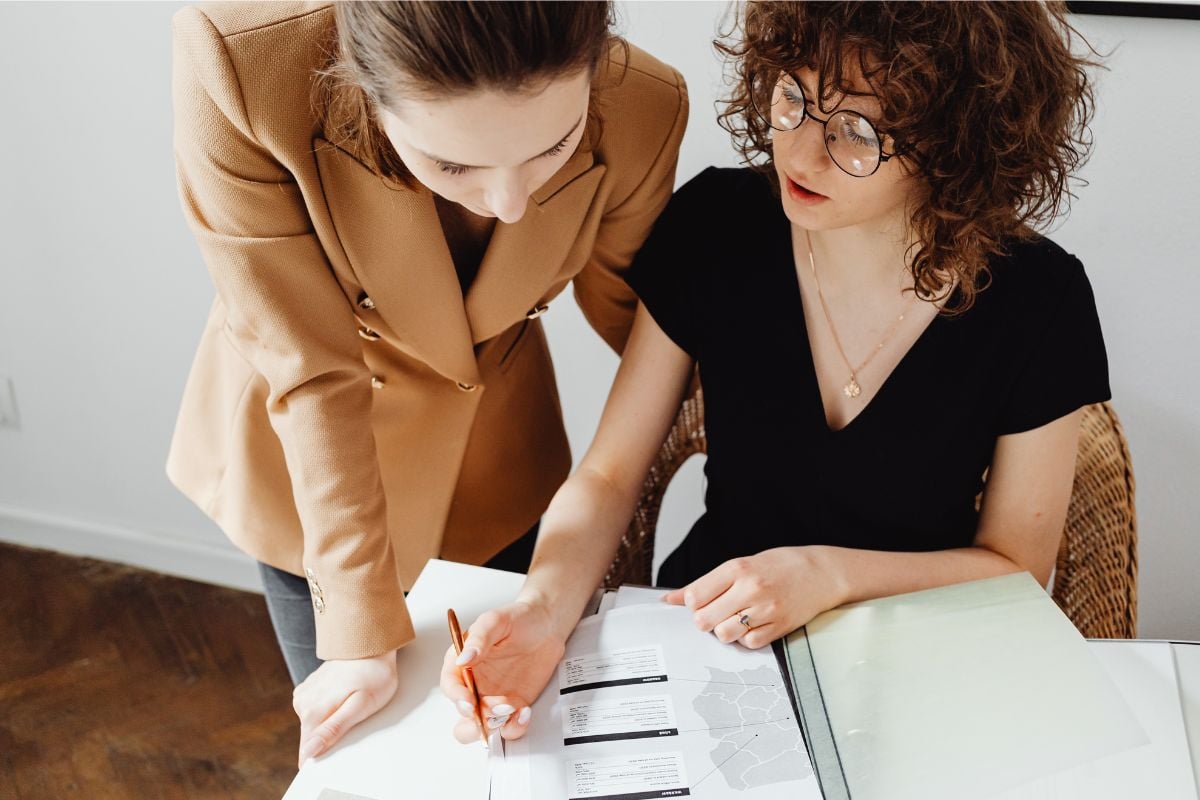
{"left": 562, "top": 694, "right": 678, "bottom": 744}
{"left": 561, "top": 645, "right": 669, "bottom": 693}
{"left": 612, "top": 585, "right": 672, "bottom": 609}
{"left": 501, "top": 603, "right": 822, "bottom": 800}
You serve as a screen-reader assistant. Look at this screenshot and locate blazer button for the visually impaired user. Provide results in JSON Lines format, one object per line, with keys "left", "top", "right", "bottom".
{"left": 357, "top": 292, "right": 376, "bottom": 311}
{"left": 357, "top": 326, "right": 381, "bottom": 341}
{"left": 371, "top": 376, "right": 386, "bottom": 390}
{"left": 526, "top": 304, "right": 549, "bottom": 320}
{"left": 456, "top": 382, "right": 477, "bottom": 392}
{"left": 303, "top": 568, "right": 325, "bottom": 613}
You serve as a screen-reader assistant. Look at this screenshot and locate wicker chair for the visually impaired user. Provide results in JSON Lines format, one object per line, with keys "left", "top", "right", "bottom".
{"left": 603, "top": 389, "right": 1138, "bottom": 639}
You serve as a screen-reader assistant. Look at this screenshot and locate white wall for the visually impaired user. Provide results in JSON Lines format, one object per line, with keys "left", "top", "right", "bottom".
{"left": 0, "top": 3, "right": 1195, "bottom": 638}
{"left": 0, "top": 2, "right": 260, "bottom": 587}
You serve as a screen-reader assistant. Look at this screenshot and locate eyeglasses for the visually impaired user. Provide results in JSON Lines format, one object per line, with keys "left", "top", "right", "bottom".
{"left": 754, "top": 72, "right": 895, "bottom": 178}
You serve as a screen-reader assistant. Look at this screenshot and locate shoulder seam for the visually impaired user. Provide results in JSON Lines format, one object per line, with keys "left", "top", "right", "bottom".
{"left": 216, "top": 5, "right": 330, "bottom": 41}
{"left": 620, "top": 61, "right": 686, "bottom": 94}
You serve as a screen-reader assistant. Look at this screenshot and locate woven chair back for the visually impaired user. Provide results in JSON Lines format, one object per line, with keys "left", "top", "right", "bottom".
{"left": 1054, "top": 402, "right": 1138, "bottom": 637}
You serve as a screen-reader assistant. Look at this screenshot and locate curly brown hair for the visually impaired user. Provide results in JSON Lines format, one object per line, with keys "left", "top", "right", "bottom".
{"left": 716, "top": 1, "right": 1102, "bottom": 312}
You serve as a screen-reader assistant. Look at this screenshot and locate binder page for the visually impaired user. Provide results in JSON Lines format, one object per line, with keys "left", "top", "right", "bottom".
{"left": 990, "top": 641, "right": 1197, "bottom": 799}
{"left": 503, "top": 603, "right": 823, "bottom": 800}
{"left": 611, "top": 585, "right": 671, "bottom": 609}
{"left": 802, "top": 572, "right": 1146, "bottom": 800}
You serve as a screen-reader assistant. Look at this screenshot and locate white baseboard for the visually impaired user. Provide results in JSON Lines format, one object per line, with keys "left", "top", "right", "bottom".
{"left": 0, "top": 503, "right": 262, "bottom": 593}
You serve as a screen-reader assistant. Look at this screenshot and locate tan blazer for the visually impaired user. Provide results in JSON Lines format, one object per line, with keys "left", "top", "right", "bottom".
{"left": 167, "top": 3, "right": 688, "bottom": 659}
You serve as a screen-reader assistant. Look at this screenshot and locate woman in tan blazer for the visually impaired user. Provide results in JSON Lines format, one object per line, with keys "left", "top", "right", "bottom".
{"left": 168, "top": 0, "right": 686, "bottom": 762}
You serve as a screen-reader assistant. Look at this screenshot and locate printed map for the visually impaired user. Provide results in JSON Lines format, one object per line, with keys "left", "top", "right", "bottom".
{"left": 692, "top": 665, "right": 811, "bottom": 790}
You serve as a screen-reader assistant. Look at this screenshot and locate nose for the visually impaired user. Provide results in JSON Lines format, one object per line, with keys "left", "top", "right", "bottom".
{"left": 484, "top": 172, "right": 530, "bottom": 224}
{"left": 778, "top": 118, "right": 832, "bottom": 174}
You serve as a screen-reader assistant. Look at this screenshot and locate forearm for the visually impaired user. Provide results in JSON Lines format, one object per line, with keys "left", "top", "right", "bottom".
{"left": 513, "top": 305, "right": 694, "bottom": 640}
{"left": 517, "top": 468, "right": 638, "bottom": 640}
{"left": 819, "top": 544, "right": 1028, "bottom": 609}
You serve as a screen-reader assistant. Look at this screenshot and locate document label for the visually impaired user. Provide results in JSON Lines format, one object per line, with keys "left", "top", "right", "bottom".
{"left": 568, "top": 752, "right": 691, "bottom": 800}
{"left": 561, "top": 645, "right": 668, "bottom": 694}
{"left": 564, "top": 694, "right": 679, "bottom": 746}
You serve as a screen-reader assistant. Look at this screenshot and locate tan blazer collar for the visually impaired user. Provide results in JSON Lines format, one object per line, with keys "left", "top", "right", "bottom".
{"left": 465, "top": 147, "right": 605, "bottom": 343}
{"left": 314, "top": 138, "right": 605, "bottom": 382}
{"left": 314, "top": 138, "right": 479, "bottom": 385}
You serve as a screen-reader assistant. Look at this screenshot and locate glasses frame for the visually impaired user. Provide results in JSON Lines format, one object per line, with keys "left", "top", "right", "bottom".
{"left": 756, "top": 72, "right": 896, "bottom": 179}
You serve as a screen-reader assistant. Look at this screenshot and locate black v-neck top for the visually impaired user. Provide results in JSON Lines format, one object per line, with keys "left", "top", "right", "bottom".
{"left": 625, "top": 167, "right": 1111, "bottom": 589}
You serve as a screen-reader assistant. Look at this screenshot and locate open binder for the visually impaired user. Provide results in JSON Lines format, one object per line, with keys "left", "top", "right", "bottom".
{"left": 494, "top": 572, "right": 1197, "bottom": 800}
{"left": 284, "top": 561, "right": 1199, "bottom": 800}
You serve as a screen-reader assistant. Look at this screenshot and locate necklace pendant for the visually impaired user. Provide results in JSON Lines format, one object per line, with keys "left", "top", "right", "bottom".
{"left": 843, "top": 377, "right": 862, "bottom": 398}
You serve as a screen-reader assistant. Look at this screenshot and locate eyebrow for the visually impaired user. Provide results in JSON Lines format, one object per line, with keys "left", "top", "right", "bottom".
{"left": 419, "top": 114, "right": 585, "bottom": 169}
{"left": 796, "top": 75, "right": 875, "bottom": 116}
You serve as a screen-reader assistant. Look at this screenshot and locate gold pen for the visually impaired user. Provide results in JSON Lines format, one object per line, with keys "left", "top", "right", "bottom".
{"left": 447, "top": 608, "right": 491, "bottom": 749}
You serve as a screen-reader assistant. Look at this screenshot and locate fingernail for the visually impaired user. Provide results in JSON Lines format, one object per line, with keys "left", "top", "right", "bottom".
{"left": 517, "top": 706, "right": 532, "bottom": 725}
{"left": 298, "top": 738, "right": 321, "bottom": 763}
{"left": 457, "top": 700, "right": 475, "bottom": 717}
{"left": 491, "top": 703, "right": 515, "bottom": 716}
{"left": 487, "top": 714, "right": 510, "bottom": 729}
{"left": 455, "top": 646, "right": 478, "bottom": 666}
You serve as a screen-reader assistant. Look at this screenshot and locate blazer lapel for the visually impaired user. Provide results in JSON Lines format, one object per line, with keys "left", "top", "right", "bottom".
{"left": 464, "top": 149, "right": 607, "bottom": 344}
{"left": 313, "top": 139, "right": 480, "bottom": 386}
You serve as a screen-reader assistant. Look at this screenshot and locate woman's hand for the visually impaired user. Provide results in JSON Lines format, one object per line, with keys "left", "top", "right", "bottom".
{"left": 439, "top": 600, "right": 566, "bottom": 743}
{"left": 663, "top": 546, "right": 847, "bottom": 649}
{"left": 292, "top": 651, "right": 399, "bottom": 767}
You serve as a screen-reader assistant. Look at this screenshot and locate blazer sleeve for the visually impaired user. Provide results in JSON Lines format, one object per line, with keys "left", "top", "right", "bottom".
{"left": 572, "top": 66, "right": 689, "bottom": 354}
{"left": 171, "top": 8, "right": 413, "bottom": 660}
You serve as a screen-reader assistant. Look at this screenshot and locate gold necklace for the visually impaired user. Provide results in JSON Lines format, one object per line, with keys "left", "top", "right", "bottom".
{"left": 804, "top": 229, "right": 915, "bottom": 399}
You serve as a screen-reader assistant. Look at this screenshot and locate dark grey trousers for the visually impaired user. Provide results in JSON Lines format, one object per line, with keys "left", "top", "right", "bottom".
{"left": 259, "top": 523, "right": 540, "bottom": 686}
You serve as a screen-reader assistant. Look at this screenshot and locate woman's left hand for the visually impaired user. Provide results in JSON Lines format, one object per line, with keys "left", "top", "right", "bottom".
{"left": 662, "top": 546, "right": 846, "bottom": 649}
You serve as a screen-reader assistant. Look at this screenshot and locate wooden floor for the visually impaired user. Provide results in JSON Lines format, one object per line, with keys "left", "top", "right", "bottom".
{"left": 0, "top": 542, "right": 298, "bottom": 799}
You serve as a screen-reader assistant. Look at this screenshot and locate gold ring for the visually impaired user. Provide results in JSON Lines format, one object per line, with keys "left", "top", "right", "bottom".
{"left": 738, "top": 613, "right": 752, "bottom": 630}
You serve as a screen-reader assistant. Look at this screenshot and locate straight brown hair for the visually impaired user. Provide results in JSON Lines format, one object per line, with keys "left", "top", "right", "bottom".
{"left": 315, "top": 1, "right": 618, "bottom": 186}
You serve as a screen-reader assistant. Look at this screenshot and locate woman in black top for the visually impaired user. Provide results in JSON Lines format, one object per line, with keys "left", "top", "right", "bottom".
{"left": 442, "top": 2, "right": 1108, "bottom": 741}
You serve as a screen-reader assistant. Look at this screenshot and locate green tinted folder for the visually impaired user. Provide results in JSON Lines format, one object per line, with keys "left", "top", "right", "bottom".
{"left": 773, "top": 573, "right": 1146, "bottom": 800}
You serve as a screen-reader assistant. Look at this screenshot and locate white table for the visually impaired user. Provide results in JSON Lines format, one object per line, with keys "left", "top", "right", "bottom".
{"left": 283, "top": 561, "right": 519, "bottom": 800}
{"left": 284, "top": 561, "right": 1200, "bottom": 800}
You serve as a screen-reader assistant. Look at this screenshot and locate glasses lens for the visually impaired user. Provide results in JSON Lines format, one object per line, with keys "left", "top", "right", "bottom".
{"left": 825, "top": 111, "right": 882, "bottom": 176}
{"left": 764, "top": 73, "right": 805, "bottom": 131}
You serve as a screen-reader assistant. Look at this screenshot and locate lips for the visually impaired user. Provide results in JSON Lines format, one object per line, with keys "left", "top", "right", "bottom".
{"left": 784, "top": 174, "right": 830, "bottom": 205}
{"left": 786, "top": 175, "right": 827, "bottom": 199}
